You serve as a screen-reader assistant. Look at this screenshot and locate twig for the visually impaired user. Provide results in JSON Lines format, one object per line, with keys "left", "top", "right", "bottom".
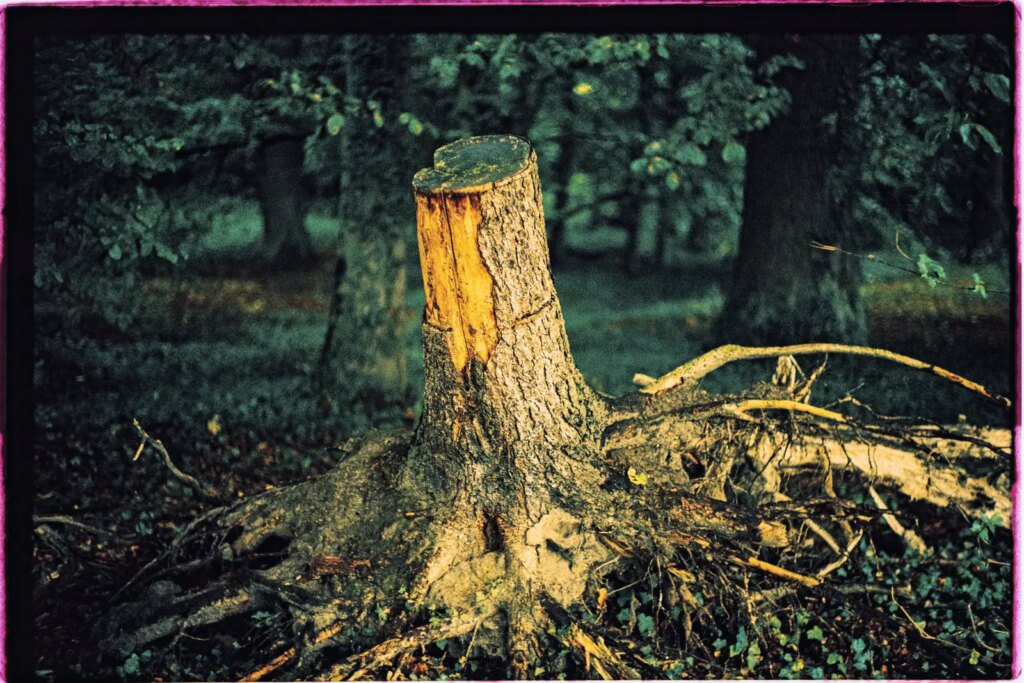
{"left": 868, "top": 486, "right": 929, "bottom": 555}
{"left": 642, "top": 343, "right": 1011, "bottom": 408}
{"left": 728, "top": 554, "right": 821, "bottom": 588}
{"left": 890, "top": 586, "right": 977, "bottom": 654}
{"left": 132, "top": 419, "right": 219, "bottom": 502}
{"left": 810, "top": 240, "right": 1011, "bottom": 296}
{"left": 241, "top": 622, "right": 344, "bottom": 681}
{"left": 967, "top": 604, "right": 1001, "bottom": 653}
{"left": 815, "top": 530, "right": 863, "bottom": 580}
{"left": 33, "top": 515, "right": 121, "bottom": 539}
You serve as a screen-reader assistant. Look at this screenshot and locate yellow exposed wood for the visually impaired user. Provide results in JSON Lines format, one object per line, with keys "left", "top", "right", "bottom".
{"left": 415, "top": 190, "right": 498, "bottom": 373}
{"left": 445, "top": 195, "right": 498, "bottom": 366}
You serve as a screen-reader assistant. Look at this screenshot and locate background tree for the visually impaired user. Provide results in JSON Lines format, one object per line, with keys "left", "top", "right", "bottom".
{"left": 318, "top": 34, "right": 422, "bottom": 402}
{"left": 721, "top": 35, "right": 866, "bottom": 345}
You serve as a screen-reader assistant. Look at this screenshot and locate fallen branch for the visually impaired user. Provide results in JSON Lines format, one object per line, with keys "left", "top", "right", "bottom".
{"left": 132, "top": 419, "right": 219, "bottom": 502}
{"left": 815, "top": 530, "right": 863, "bottom": 580}
{"left": 641, "top": 343, "right": 1011, "bottom": 408}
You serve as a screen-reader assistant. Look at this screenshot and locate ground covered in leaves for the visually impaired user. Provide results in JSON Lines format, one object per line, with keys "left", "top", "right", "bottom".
{"left": 33, "top": 246, "right": 1013, "bottom": 680}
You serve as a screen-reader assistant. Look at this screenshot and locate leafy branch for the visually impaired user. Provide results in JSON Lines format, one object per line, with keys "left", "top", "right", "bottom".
{"left": 810, "top": 236, "right": 1007, "bottom": 297}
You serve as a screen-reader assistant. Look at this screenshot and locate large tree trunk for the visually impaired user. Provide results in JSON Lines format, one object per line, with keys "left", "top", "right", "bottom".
{"left": 256, "top": 136, "right": 313, "bottom": 270}
{"left": 721, "top": 36, "right": 865, "bottom": 345}
{"left": 103, "top": 136, "right": 1010, "bottom": 682}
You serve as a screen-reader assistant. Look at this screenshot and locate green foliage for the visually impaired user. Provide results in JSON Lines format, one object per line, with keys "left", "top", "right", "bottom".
{"left": 840, "top": 34, "right": 1012, "bottom": 259}
{"left": 916, "top": 253, "right": 947, "bottom": 287}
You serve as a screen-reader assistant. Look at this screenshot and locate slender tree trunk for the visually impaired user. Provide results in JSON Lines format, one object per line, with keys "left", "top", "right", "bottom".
{"left": 548, "top": 81, "right": 577, "bottom": 267}
{"left": 256, "top": 135, "right": 313, "bottom": 269}
{"left": 721, "top": 35, "right": 865, "bottom": 345}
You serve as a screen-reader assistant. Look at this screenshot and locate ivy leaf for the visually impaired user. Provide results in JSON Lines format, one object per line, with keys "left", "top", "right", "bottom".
{"left": 637, "top": 612, "right": 655, "bottom": 636}
{"left": 806, "top": 625, "right": 824, "bottom": 641}
{"left": 121, "top": 653, "right": 140, "bottom": 676}
{"left": 746, "top": 641, "right": 761, "bottom": 670}
{"left": 108, "top": 244, "right": 123, "bottom": 261}
{"left": 916, "top": 253, "right": 945, "bottom": 287}
{"left": 729, "top": 626, "right": 748, "bottom": 656}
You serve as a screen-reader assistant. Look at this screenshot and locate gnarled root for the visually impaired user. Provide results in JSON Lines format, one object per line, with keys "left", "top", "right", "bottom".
{"left": 103, "top": 370, "right": 1010, "bottom": 679}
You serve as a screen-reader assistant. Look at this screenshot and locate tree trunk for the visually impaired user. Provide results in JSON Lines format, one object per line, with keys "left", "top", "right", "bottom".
{"left": 104, "top": 135, "right": 1010, "bottom": 682}
{"left": 256, "top": 136, "right": 313, "bottom": 269}
{"left": 318, "top": 35, "right": 410, "bottom": 402}
{"left": 721, "top": 36, "right": 865, "bottom": 345}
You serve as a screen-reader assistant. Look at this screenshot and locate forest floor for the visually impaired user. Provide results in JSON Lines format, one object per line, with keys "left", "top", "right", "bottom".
{"left": 32, "top": 244, "right": 1014, "bottom": 680}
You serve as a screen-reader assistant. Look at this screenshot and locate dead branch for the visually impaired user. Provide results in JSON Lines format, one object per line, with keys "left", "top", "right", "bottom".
{"left": 33, "top": 515, "right": 121, "bottom": 539}
{"left": 642, "top": 343, "right": 1011, "bottom": 408}
{"left": 563, "top": 623, "right": 640, "bottom": 680}
{"left": 132, "top": 419, "right": 219, "bottom": 502}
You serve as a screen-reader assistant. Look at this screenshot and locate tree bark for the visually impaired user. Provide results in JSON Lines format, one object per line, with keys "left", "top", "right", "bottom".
{"left": 721, "top": 35, "right": 866, "bottom": 345}
{"left": 256, "top": 136, "right": 313, "bottom": 269}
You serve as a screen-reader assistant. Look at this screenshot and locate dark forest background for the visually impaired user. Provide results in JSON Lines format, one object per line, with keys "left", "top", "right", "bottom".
{"left": 7, "top": 5, "right": 1017, "bottom": 680}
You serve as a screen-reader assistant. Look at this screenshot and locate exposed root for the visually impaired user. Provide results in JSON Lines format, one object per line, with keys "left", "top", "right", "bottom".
{"left": 103, "top": 363, "right": 1011, "bottom": 679}
{"left": 325, "top": 608, "right": 491, "bottom": 681}
{"left": 641, "top": 342, "right": 1012, "bottom": 407}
